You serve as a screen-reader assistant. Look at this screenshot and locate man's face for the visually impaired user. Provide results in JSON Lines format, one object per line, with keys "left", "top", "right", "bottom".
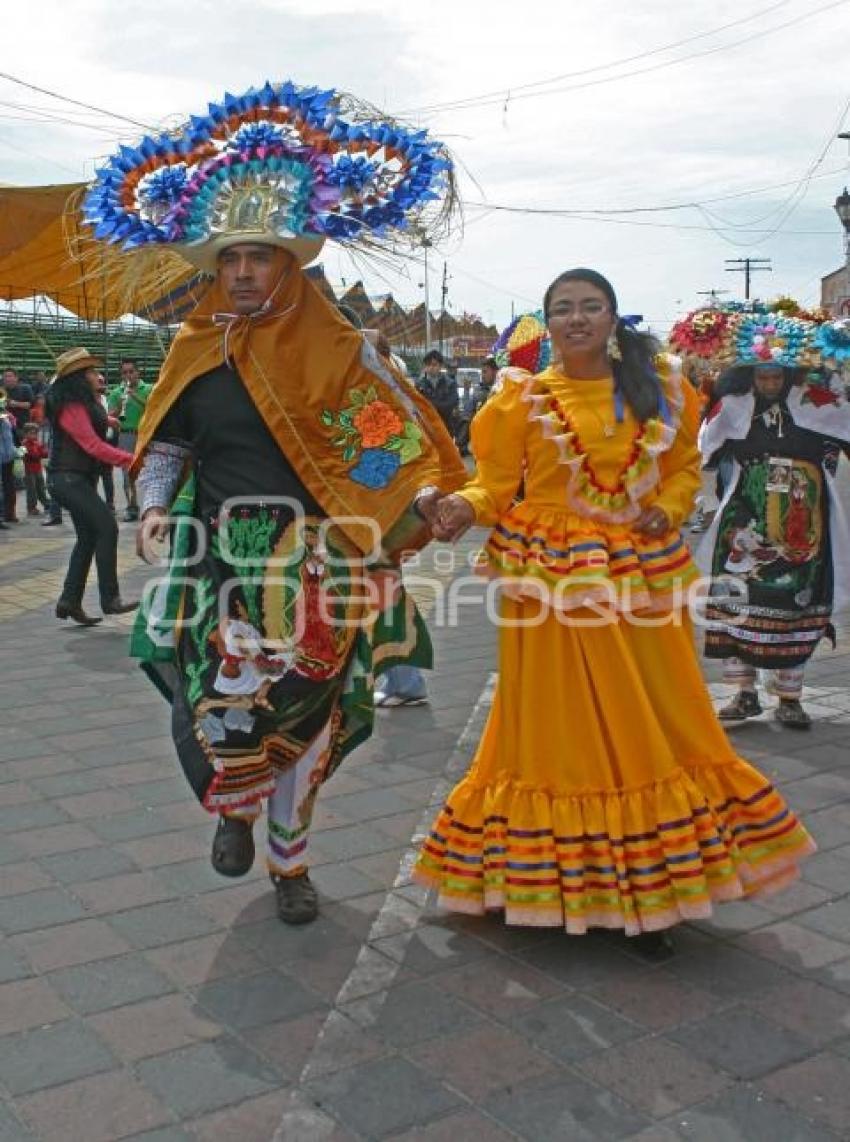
{"left": 482, "top": 363, "right": 497, "bottom": 386}
{"left": 121, "top": 362, "right": 140, "bottom": 386}
{"left": 423, "top": 360, "right": 442, "bottom": 379}
{"left": 218, "top": 244, "right": 288, "bottom": 315}
{"left": 753, "top": 366, "right": 785, "bottom": 400}
{"left": 3, "top": 370, "right": 17, "bottom": 389}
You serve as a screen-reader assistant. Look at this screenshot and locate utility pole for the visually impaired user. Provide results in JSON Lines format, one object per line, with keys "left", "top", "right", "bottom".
{"left": 438, "top": 261, "right": 449, "bottom": 353}
{"left": 697, "top": 289, "right": 730, "bottom": 308}
{"left": 725, "top": 257, "right": 772, "bottom": 300}
{"left": 422, "top": 238, "right": 432, "bottom": 351}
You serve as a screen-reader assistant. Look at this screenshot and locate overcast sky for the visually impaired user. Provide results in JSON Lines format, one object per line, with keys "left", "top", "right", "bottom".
{"left": 2, "top": 0, "right": 849, "bottom": 331}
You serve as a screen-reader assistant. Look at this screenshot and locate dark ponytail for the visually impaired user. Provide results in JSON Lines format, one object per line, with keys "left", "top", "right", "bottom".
{"left": 544, "top": 267, "right": 663, "bottom": 423}
{"left": 611, "top": 320, "right": 663, "bottom": 422}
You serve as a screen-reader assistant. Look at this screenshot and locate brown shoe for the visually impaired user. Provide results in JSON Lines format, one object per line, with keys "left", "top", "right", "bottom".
{"left": 271, "top": 871, "right": 319, "bottom": 925}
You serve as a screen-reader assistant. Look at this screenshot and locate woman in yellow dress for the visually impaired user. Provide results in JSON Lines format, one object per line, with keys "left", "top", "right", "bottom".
{"left": 413, "top": 268, "right": 815, "bottom": 943}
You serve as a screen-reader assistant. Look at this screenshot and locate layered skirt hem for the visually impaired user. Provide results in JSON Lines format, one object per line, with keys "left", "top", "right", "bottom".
{"left": 413, "top": 759, "right": 816, "bottom": 936}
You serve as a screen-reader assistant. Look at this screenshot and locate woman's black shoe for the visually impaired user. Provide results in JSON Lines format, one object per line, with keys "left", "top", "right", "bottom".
{"left": 56, "top": 602, "right": 102, "bottom": 626}
{"left": 629, "top": 930, "right": 676, "bottom": 960}
{"left": 211, "top": 816, "right": 255, "bottom": 878}
{"left": 101, "top": 598, "right": 139, "bottom": 615}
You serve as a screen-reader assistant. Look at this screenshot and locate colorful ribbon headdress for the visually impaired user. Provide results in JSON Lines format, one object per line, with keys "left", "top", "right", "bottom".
{"left": 493, "top": 311, "right": 551, "bottom": 373}
{"left": 82, "top": 80, "right": 456, "bottom": 273}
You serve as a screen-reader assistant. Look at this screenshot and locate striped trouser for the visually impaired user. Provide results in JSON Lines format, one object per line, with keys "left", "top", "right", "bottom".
{"left": 224, "top": 715, "right": 334, "bottom": 877}
{"left": 722, "top": 657, "right": 805, "bottom": 700}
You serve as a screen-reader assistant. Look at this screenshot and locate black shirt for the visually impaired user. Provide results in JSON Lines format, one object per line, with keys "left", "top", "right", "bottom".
{"left": 153, "top": 364, "right": 323, "bottom": 518}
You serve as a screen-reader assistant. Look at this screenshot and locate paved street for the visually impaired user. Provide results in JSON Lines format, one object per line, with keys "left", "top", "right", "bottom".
{"left": 1, "top": 508, "right": 850, "bottom": 1142}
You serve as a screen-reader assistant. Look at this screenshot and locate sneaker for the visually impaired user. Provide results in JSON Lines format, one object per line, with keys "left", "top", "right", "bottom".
{"left": 122, "top": 508, "right": 139, "bottom": 522}
{"left": 211, "top": 816, "right": 255, "bottom": 877}
{"left": 42, "top": 517, "right": 62, "bottom": 526}
{"left": 775, "top": 700, "right": 812, "bottom": 730}
{"left": 271, "top": 871, "right": 319, "bottom": 925}
{"left": 718, "top": 689, "right": 762, "bottom": 722}
{"left": 375, "top": 692, "right": 428, "bottom": 708}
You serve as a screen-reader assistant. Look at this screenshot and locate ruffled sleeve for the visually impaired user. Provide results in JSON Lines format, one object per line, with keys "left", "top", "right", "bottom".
{"left": 456, "top": 370, "right": 529, "bottom": 526}
{"left": 644, "top": 380, "right": 702, "bottom": 531}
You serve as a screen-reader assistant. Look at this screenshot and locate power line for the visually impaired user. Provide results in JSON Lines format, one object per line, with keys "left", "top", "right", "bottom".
{"left": 463, "top": 164, "right": 847, "bottom": 222}
{"left": 403, "top": 0, "right": 847, "bottom": 117}
{"left": 0, "top": 70, "right": 156, "bottom": 131}
{"left": 399, "top": 0, "right": 793, "bottom": 115}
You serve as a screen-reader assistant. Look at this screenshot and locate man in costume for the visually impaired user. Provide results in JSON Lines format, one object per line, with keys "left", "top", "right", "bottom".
{"left": 82, "top": 79, "right": 465, "bottom": 923}
{"left": 670, "top": 305, "right": 850, "bottom": 729}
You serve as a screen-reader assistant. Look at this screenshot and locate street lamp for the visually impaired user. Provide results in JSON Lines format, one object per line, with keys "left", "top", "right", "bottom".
{"left": 835, "top": 187, "right": 850, "bottom": 247}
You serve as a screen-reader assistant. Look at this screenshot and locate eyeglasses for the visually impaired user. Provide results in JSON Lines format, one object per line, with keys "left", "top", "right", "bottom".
{"left": 547, "top": 301, "right": 611, "bottom": 318}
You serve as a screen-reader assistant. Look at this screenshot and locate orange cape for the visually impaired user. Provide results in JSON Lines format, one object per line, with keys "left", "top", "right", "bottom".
{"left": 133, "top": 263, "right": 466, "bottom": 553}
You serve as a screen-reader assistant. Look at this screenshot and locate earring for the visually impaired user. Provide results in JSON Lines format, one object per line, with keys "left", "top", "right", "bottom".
{"left": 607, "top": 330, "right": 622, "bottom": 362}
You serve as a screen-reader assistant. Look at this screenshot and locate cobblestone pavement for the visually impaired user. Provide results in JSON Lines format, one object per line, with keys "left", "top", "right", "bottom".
{"left": 1, "top": 494, "right": 849, "bottom": 1142}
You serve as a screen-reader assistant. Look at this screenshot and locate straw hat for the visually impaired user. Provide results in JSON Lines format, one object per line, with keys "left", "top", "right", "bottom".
{"left": 53, "top": 347, "right": 103, "bottom": 381}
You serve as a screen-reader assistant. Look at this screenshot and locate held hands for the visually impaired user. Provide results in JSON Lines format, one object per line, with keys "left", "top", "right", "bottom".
{"left": 136, "top": 507, "right": 170, "bottom": 563}
{"left": 413, "top": 488, "right": 474, "bottom": 542}
{"left": 432, "top": 494, "right": 476, "bottom": 542}
{"left": 633, "top": 505, "right": 670, "bottom": 539}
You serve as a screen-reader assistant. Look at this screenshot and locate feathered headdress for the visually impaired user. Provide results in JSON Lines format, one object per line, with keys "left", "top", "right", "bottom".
{"left": 74, "top": 79, "right": 457, "bottom": 309}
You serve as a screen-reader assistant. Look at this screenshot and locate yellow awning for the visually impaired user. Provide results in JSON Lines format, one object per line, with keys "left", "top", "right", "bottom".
{"left": 0, "top": 183, "right": 205, "bottom": 322}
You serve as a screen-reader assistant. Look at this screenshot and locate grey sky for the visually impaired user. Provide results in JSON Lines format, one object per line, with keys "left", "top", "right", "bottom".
{"left": 1, "top": 0, "right": 849, "bottom": 331}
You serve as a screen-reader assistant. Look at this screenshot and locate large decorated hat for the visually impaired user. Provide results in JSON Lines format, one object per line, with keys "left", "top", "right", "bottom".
{"left": 492, "top": 311, "right": 551, "bottom": 373}
{"left": 669, "top": 298, "right": 825, "bottom": 370}
{"left": 82, "top": 80, "right": 454, "bottom": 272}
{"left": 813, "top": 319, "right": 850, "bottom": 372}
{"left": 668, "top": 309, "right": 734, "bottom": 360}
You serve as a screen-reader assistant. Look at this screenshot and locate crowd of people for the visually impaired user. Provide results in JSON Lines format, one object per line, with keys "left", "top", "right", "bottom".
{"left": 0, "top": 356, "right": 154, "bottom": 530}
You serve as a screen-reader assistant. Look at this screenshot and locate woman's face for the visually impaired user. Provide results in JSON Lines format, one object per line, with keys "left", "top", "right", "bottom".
{"left": 546, "top": 280, "right": 615, "bottom": 362}
{"left": 753, "top": 366, "right": 784, "bottom": 399}
{"left": 84, "top": 368, "right": 104, "bottom": 394}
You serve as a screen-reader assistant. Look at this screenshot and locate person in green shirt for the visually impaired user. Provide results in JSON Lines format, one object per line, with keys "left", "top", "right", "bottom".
{"left": 107, "top": 358, "right": 153, "bottom": 520}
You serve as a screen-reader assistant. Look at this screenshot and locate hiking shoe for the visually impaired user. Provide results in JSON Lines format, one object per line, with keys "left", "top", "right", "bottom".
{"left": 211, "top": 816, "right": 255, "bottom": 877}
{"left": 775, "top": 700, "right": 812, "bottom": 730}
{"left": 718, "top": 690, "right": 762, "bottom": 722}
{"left": 271, "top": 871, "right": 319, "bottom": 925}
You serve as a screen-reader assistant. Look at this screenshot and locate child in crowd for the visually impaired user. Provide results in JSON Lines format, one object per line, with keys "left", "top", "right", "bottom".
{"left": 22, "top": 422, "right": 50, "bottom": 516}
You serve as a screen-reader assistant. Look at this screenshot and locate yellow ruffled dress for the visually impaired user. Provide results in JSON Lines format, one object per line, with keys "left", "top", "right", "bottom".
{"left": 414, "top": 359, "right": 815, "bottom": 934}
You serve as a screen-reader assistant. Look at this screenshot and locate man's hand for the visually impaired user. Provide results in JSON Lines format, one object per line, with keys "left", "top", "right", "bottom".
{"left": 633, "top": 505, "right": 670, "bottom": 539}
{"left": 136, "top": 507, "right": 170, "bottom": 563}
{"left": 413, "top": 487, "right": 442, "bottom": 528}
{"left": 433, "top": 494, "right": 475, "bottom": 542}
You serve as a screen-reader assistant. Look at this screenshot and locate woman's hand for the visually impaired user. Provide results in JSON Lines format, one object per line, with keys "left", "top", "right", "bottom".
{"left": 633, "top": 505, "right": 670, "bottom": 539}
{"left": 433, "top": 494, "right": 476, "bottom": 542}
{"left": 136, "top": 507, "right": 170, "bottom": 563}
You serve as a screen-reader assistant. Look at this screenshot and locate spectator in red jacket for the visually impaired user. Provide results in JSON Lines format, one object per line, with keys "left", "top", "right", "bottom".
{"left": 44, "top": 348, "right": 139, "bottom": 626}
{"left": 21, "top": 423, "right": 50, "bottom": 516}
